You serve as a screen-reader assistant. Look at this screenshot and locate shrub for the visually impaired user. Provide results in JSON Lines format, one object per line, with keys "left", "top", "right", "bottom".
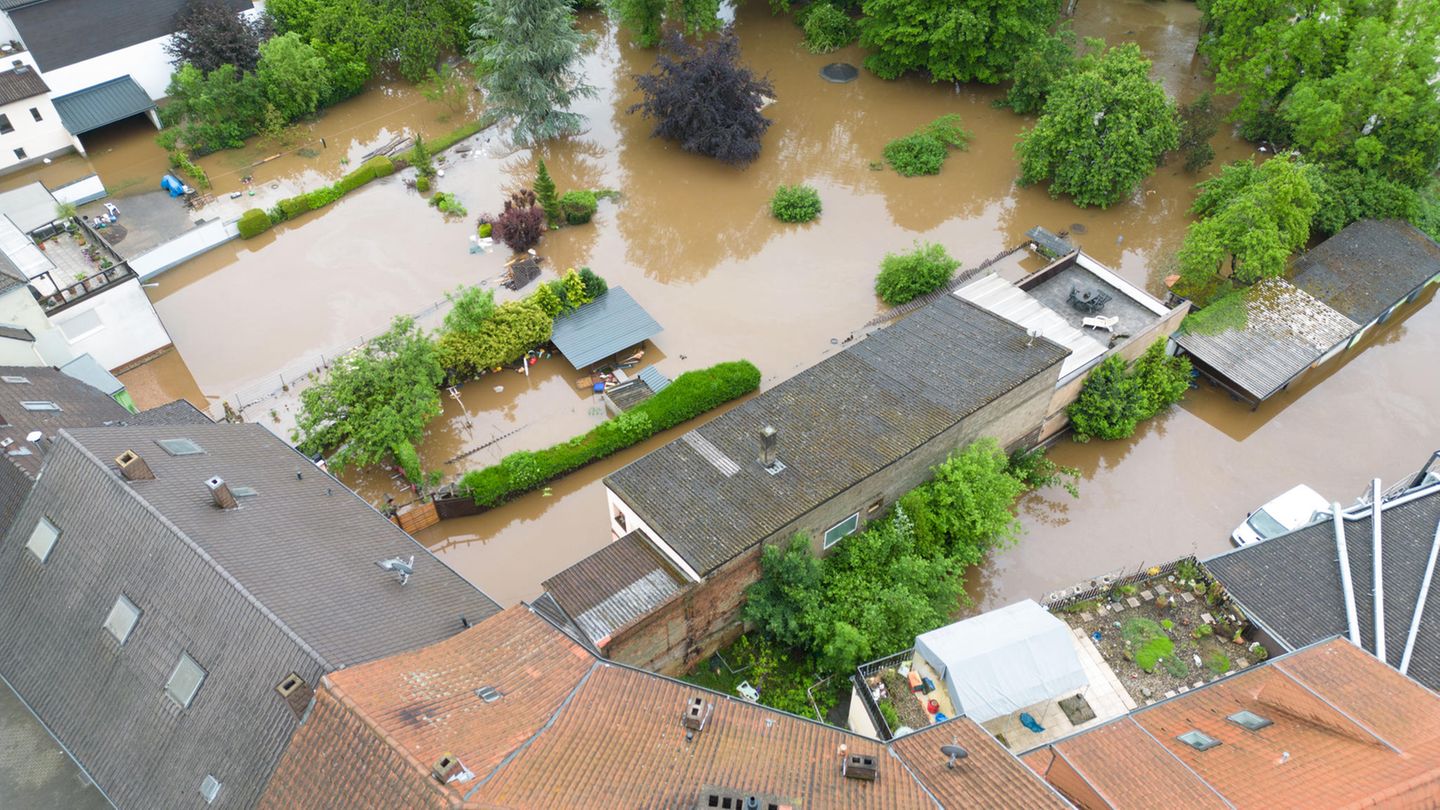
{"left": 435, "top": 298, "right": 554, "bottom": 378}
{"left": 878, "top": 701, "right": 900, "bottom": 730}
{"left": 430, "top": 191, "right": 467, "bottom": 216}
{"left": 460, "top": 360, "right": 761, "bottom": 506}
{"left": 237, "top": 208, "right": 273, "bottom": 239}
{"left": 560, "top": 190, "right": 598, "bottom": 225}
{"left": 1163, "top": 655, "right": 1189, "bottom": 678}
{"left": 802, "top": 3, "right": 857, "bottom": 53}
{"left": 578, "top": 266, "right": 607, "bottom": 298}
{"left": 415, "top": 175, "right": 431, "bottom": 192}
{"left": 883, "top": 115, "right": 972, "bottom": 177}
{"left": 561, "top": 268, "right": 591, "bottom": 310}
{"left": 1068, "top": 338, "right": 1191, "bottom": 441}
{"left": 874, "top": 242, "right": 960, "bottom": 305}
{"left": 1205, "top": 651, "right": 1231, "bottom": 674}
{"left": 1193, "top": 623, "right": 1213, "bottom": 640}
{"left": 1136, "top": 636, "right": 1174, "bottom": 673}
{"left": 494, "top": 189, "right": 545, "bottom": 252}
{"left": 531, "top": 283, "right": 564, "bottom": 317}
{"left": 1160, "top": 619, "right": 1175, "bottom": 631}
{"left": 534, "top": 158, "right": 562, "bottom": 227}
{"left": 770, "top": 184, "right": 822, "bottom": 223}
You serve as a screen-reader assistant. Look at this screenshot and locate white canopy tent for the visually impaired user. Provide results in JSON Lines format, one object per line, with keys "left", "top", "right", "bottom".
{"left": 914, "top": 599, "right": 1087, "bottom": 723}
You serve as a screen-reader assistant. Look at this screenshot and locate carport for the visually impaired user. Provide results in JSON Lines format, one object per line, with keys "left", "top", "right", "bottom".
{"left": 52, "top": 76, "right": 160, "bottom": 157}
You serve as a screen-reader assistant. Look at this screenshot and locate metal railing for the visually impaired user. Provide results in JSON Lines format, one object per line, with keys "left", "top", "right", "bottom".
{"left": 851, "top": 647, "right": 915, "bottom": 741}
{"left": 1042, "top": 556, "right": 1197, "bottom": 610}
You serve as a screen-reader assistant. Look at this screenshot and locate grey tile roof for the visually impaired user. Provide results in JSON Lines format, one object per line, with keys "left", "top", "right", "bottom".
{"left": 551, "top": 286, "right": 662, "bottom": 369}
{"left": 1292, "top": 219, "right": 1440, "bottom": 325}
{"left": 0, "top": 322, "right": 33, "bottom": 341}
{"left": 52, "top": 76, "right": 155, "bottom": 135}
{"left": 58, "top": 422, "right": 501, "bottom": 667}
{"left": 0, "top": 364, "right": 133, "bottom": 478}
{"left": 542, "top": 530, "right": 687, "bottom": 646}
{"left": 1173, "top": 278, "right": 1359, "bottom": 402}
{"left": 123, "top": 398, "right": 213, "bottom": 425}
{"left": 9, "top": 0, "right": 253, "bottom": 72}
{"left": 0, "top": 251, "right": 26, "bottom": 293}
{"left": 1205, "top": 482, "right": 1440, "bottom": 691}
{"left": 0, "top": 64, "right": 48, "bottom": 104}
{"left": 606, "top": 295, "right": 1069, "bottom": 574}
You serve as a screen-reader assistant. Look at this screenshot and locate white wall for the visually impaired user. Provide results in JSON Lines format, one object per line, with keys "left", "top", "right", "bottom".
{"left": 0, "top": 286, "right": 72, "bottom": 366}
{"left": 0, "top": 49, "right": 68, "bottom": 171}
{"left": 605, "top": 485, "right": 704, "bottom": 583}
{"left": 47, "top": 278, "right": 170, "bottom": 370}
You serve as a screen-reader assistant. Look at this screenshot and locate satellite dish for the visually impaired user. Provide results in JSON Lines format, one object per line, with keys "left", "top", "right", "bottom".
{"left": 376, "top": 555, "right": 415, "bottom": 585}
{"left": 941, "top": 744, "right": 969, "bottom": 769}
{"left": 25, "top": 431, "right": 42, "bottom": 443}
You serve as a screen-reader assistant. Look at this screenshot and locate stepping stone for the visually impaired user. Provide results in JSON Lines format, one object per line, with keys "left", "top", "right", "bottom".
{"left": 1155, "top": 584, "right": 1169, "bottom": 594}
{"left": 1126, "top": 597, "right": 1141, "bottom": 608}
{"left": 1164, "top": 690, "right": 1176, "bottom": 698}
{"left": 1200, "top": 612, "right": 1214, "bottom": 624}
{"left": 1180, "top": 592, "right": 1195, "bottom": 603}
{"left": 1111, "top": 603, "right": 1125, "bottom": 612}
{"left": 1236, "top": 658, "right": 1249, "bottom": 668}
{"left": 1140, "top": 590, "right": 1154, "bottom": 600}
{"left": 1177, "top": 686, "right": 1189, "bottom": 694}
{"left": 1145, "top": 699, "right": 1155, "bottom": 706}
{"left": 1079, "top": 612, "right": 1092, "bottom": 622}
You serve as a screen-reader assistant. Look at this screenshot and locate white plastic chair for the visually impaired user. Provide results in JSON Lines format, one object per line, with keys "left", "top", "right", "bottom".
{"left": 1082, "top": 316, "right": 1119, "bottom": 331}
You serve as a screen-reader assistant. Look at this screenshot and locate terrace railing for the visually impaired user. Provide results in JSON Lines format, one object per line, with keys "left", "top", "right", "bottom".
{"left": 851, "top": 647, "right": 914, "bottom": 741}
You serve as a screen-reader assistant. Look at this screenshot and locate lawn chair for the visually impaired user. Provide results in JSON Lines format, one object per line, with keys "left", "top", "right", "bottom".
{"left": 1082, "top": 315, "right": 1119, "bottom": 331}
{"left": 736, "top": 681, "right": 760, "bottom": 702}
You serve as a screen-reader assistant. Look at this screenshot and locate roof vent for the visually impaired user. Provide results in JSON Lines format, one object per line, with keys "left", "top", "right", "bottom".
{"left": 431, "top": 754, "right": 473, "bottom": 784}
{"left": 205, "top": 476, "right": 237, "bottom": 510}
{"left": 843, "top": 753, "right": 878, "bottom": 781}
{"left": 683, "top": 696, "right": 712, "bottom": 731}
{"left": 475, "top": 685, "right": 503, "bottom": 703}
{"left": 757, "top": 425, "right": 784, "bottom": 474}
{"left": 116, "top": 450, "right": 155, "bottom": 481}
{"left": 695, "top": 790, "right": 782, "bottom": 810}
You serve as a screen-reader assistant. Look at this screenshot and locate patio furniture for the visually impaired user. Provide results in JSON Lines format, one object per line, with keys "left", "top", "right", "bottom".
{"left": 736, "top": 681, "right": 759, "bottom": 702}
{"left": 1069, "top": 285, "right": 1112, "bottom": 314}
{"left": 1082, "top": 315, "right": 1120, "bottom": 331}
{"left": 908, "top": 671, "right": 923, "bottom": 692}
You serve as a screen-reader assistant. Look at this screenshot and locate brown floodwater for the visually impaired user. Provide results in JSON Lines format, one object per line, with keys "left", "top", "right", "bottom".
{"left": 93, "top": 1, "right": 1435, "bottom": 608}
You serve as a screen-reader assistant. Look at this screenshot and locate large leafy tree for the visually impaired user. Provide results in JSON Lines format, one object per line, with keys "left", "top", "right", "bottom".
{"left": 256, "top": 33, "right": 330, "bottom": 122}
{"left": 859, "top": 0, "right": 1058, "bottom": 83}
{"left": 1176, "top": 153, "right": 1320, "bottom": 285}
{"left": 471, "top": 0, "right": 595, "bottom": 145}
{"left": 294, "top": 317, "right": 443, "bottom": 483}
{"left": 267, "top": 0, "right": 473, "bottom": 81}
{"left": 1017, "top": 41, "right": 1178, "bottom": 208}
{"left": 165, "top": 0, "right": 271, "bottom": 73}
{"left": 630, "top": 28, "right": 775, "bottom": 165}
{"left": 1000, "top": 24, "right": 1075, "bottom": 114}
{"left": 899, "top": 438, "right": 1024, "bottom": 563}
{"left": 608, "top": 0, "right": 721, "bottom": 48}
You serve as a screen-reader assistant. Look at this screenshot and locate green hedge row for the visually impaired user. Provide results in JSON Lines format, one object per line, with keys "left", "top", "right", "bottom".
{"left": 460, "top": 360, "right": 761, "bottom": 507}
{"left": 237, "top": 155, "right": 395, "bottom": 239}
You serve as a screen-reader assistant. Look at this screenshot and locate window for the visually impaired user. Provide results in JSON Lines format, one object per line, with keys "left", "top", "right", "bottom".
{"left": 866, "top": 498, "right": 883, "bottom": 517}
{"left": 1177, "top": 730, "right": 1221, "bottom": 751}
{"left": 165, "top": 653, "right": 207, "bottom": 708}
{"left": 20, "top": 401, "right": 59, "bottom": 411}
{"left": 28, "top": 107, "right": 40, "bottom": 122}
{"left": 157, "top": 438, "right": 204, "bottom": 456}
{"left": 102, "top": 595, "right": 141, "bottom": 644}
{"left": 11, "top": 148, "right": 23, "bottom": 160}
{"left": 25, "top": 517, "right": 59, "bottom": 562}
{"left": 199, "top": 775, "right": 222, "bottom": 804}
{"left": 823, "top": 513, "right": 860, "bottom": 549}
{"left": 1, "top": 375, "right": 30, "bottom": 384}
{"left": 232, "top": 486, "right": 258, "bottom": 498}
{"left": 57, "top": 310, "right": 103, "bottom": 342}
{"left": 613, "top": 507, "right": 626, "bottom": 531}
{"left": 0, "top": 114, "right": 12, "bottom": 134}
{"left": 1227, "top": 710, "right": 1273, "bottom": 731}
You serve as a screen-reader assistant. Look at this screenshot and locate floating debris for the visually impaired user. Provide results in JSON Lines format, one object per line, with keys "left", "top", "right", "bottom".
{"left": 821, "top": 63, "right": 859, "bottom": 83}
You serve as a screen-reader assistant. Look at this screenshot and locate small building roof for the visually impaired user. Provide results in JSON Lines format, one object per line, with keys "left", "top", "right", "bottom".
{"left": 8, "top": 0, "right": 253, "bottom": 72}
{"left": 0, "top": 364, "right": 133, "bottom": 478}
{"left": 1172, "top": 278, "right": 1359, "bottom": 402}
{"left": 636, "top": 363, "right": 670, "bottom": 393}
{"left": 550, "top": 286, "right": 662, "bottom": 369}
{"left": 0, "top": 63, "right": 48, "bottom": 104}
{"left": 0, "top": 181, "right": 59, "bottom": 235}
{"left": 52, "top": 76, "right": 155, "bottom": 135}
{"left": 1206, "top": 476, "right": 1440, "bottom": 691}
{"left": 542, "top": 529, "right": 688, "bottom": 647}
{"left": 1035, "top": 638, "right": 1440, "bottom": 807}
{"left": 58, "top": 352, "right": 123, "bottom": 396}
{"left": 606, "top": 295, "right": 1068, "bottom": 576}
{"left": 1291, "top": 219, "right": 1440, "bottom": 325}
{"left": 956, "top": 273, "right": 1108, "bottom": 380}
{"left": 890, "top": 720, "right": 1072, "bottom": 809}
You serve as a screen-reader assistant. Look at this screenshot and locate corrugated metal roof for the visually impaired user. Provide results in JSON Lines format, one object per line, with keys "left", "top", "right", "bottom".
{"left": 52, "top": 76, "right": 154, "bottom": 135}
{"left": 1173, "top": 278, "right": 1358, "bottom": 402}
{"left": 550, "top": 287, "right": 662, "bottom": 369}
{"left": 542, "top": 530, "right": 687, "bottom": 646}
{"left": 636, "top": 364, "right": 670, "bottom": 393}
{"left": 956, "top": 273, "right": 1108, "bottom": 379}
{"left": 1291, "top": 219, "right": 1440, "bottom": 325}
{"left": 0, "top": 181, "right": 59, "bottom": 234}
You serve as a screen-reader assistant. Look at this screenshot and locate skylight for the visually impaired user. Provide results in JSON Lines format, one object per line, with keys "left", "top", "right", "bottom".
{"left": 157, "top": 438, "right": 204, "bottom": 456}
{"left": 1227, "top": 710, "right": 1273, "bottom": 731}
{"left": 1, "top": 375, "right": 30, "bottom": 384}
{"left": 1177, "top": 730, "right": 1221, "bottom": 751}
{"left": 20, "top": 401, "right": 59, "bottom": 411}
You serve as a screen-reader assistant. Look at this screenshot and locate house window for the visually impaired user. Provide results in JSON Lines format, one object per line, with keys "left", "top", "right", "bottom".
{"left": 823, "top": 513, "right": 860, "bottom": 549}
{"left": 28, "top": 107, "right": 40, "bottom": 122}
{"left": 0, "top": 115, "right": 12, "bottom": 134}
{"left": 102, "top": 595, "right": 141, "bottom": 644}
{"left": 199, "top": 775, "right": 222, "bottom": 804}
{"left": 25, "top": 516, "right": 59, "bottom": 562}
{"left": 12, "top": 148, "right": 25, "bottom": 160}
{"left": 157, "top": 438, "right": 204, "bottom": 456}
{"left": 165, "top": 653, "right": 207, "bottom": 708}
{"left": 20, "top": 401, "right": 59, "bottom": 411}
{"left": 613, "top": 506, "right": 627, "bottom": 531}
{"left": 1177, "top": 730, "right": 1221, "bottom": 751}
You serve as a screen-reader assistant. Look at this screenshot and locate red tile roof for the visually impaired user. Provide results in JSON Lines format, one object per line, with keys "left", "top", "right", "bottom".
{"left": 889, "top": 720, "right": 1071, "bottom": 809}
{"left": 1039, "top": 638, "right": 1440, "bottom": 809}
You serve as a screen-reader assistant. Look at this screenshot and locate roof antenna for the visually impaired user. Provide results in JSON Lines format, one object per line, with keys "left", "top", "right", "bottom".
{"left": 941, "top": 742, "right": 969, "bottom": 769}
{"left": 296, "top": 469, "right": 303, "bottom": 480}
{"left": 376, "top": 555, "right": 415, "bottom": 585}
{"left": 1025, "top": 327, "right": 1041, "bottom": 348}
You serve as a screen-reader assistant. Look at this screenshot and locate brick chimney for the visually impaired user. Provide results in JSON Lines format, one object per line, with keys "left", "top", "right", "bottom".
{"left": 757, "top": 425, "right": 778, "bottom": 468}
{"left": 206, "top": 476, "right": 237, "bottom": 510}
{"left": 115, "top": 450, "right": 154, "bottom": 481}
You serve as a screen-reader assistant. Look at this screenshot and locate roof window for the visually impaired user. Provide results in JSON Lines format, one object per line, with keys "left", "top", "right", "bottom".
{"left": 232, "top": 485, "right": 258, "bottom": 497}
{"left": 165, "top": 653, "right": 207, "bottom": 708}
{"left": 1, "top": 375, "right": 29, "bottom": 383}
{"left": 475, "top": 686, "right": 503, "bottom": 703}
{"left": 25, "top": 516, "right": 58, "bottom": 562}
{"left": 1227, "top": 710, "right": 1273, "bottom": 731}
{"left": 20, "top": 401, "right": 59, "bottom": 411}
{"left": 102, "top": 595, "right": 141, "bottom": 644}
{"left": 157, "top": 438, "right": 204, "bottom": 456}
{"left": 199, "top": 774, "right": 222, "bottom": 804}
{"left": 1177, "top": 730, "right": 1221, "bottom": 751}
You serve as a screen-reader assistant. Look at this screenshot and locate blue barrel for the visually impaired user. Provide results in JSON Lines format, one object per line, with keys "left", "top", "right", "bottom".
{"left": 160, "top": 175, "right": 183, "bottom": 197}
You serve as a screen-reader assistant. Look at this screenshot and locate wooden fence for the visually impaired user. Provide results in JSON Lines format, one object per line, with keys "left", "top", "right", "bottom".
{"left": 392, "top": 502, "right": 440, "bottom": 533}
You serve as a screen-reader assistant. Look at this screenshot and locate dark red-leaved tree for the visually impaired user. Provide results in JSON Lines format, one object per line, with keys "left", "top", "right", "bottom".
{"left": 629, "top": 27, "right": 775, "bottom": 165}
{"left": 165, "top": 0, "right": 272, "bottom": 74}
{"left": 494, "top": 189, "right": 545, "bottom": 252}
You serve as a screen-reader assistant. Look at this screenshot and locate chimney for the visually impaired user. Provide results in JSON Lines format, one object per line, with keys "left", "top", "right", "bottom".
{"left": 206, "top": 476, "right": 237, "bottom": 510}
{"left": 115, "top": 450, "right": 155, "bottom": 481}
{"left": 757, "top": 425, "right": 778, "bottom": 468}
{"left": 843, "top": 753, "right": 878, "bottom": 781}
{"left": 683, "top": 696, "right": 709, "bottom": 731}
{"left": 431, "top": 754, "right": 462, "bottom": 784}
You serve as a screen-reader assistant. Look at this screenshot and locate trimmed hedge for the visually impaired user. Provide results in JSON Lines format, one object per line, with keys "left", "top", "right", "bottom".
{"left": 245, "top": 156, "right": 396, "bottom": 237}
{"left": 560, "top": 190, "right": 598, "bottom": 225}
{"left": 237, "top": 208, "right": 273, "bottom": 239}
{"left": 460, "top": 360, "right": 761, "bottom": 507}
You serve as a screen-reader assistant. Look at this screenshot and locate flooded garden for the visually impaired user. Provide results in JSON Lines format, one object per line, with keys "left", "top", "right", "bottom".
{"left": 35, "top": 0, "right": 1439, "bottom": 608}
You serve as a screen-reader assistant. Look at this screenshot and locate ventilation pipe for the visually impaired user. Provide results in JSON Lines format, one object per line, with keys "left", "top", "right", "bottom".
{"left": 1332, "top": 503, "right": 1361, "bottom": 646}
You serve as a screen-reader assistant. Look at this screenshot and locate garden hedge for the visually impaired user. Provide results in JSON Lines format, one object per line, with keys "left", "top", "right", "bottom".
{"left": 460, "top": 360, "right": 761, "bottom": 507}
{"left": 237, "top": 208, "right": 273, "bottom": 239}
{"left": 248, "top": 156, "right": 396, "bottom": 236}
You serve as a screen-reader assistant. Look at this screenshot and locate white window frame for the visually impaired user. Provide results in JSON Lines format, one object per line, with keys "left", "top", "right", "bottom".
{"left": 20, "top": 400, "right": 59, "bottom": 411}
{"left": 199, "top": 774, "right": 222, "bottom": 804}
{"left": 165, "top": 653, "right": 207, "bottom": 708}
{"left": 25, "top": 516, "right": 59, "bottom": 562}
{"left": 102, "top": 595, "right": 141, "bottom": 644}
{"left": 823, "top": 512, "right": 860, "bottom": 549}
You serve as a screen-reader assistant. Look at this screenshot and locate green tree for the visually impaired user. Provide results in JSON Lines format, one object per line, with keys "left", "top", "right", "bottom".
{"left": 874, "top": 241, "right": 960, "bottom": 305}
{"left": 1311, "top": 166, "right": 1422, "bottom": 237}
{"left": 435, "top": 298, "right": 554, "bottom": 377}
{"left": 257, "top": 33, "right": 331, "bottom": 122}
{"left": 471, "top": 0, "right": 595, "bottom": 145}
{"left": 859, "top": 0, "right": 1059, "bottom": 83}
{"left": 293, "top": 317, "right": 443, "bottom": 482}
{"left": 743, "top": 535, "right": 824, "bottom": 649}
{"left": 1176, "top": 92, "right": 1219, "bottom": 173}
{"left": 608, "top": 0, "right": 721, "bottom": 47}
{"left": 268, "top": 0, "right": 473, "bottom": 81}
{"left": 1017, "top": 41, "right": 1178, "bottom": 208}
{"left": 531, "top": 282, "right": 564, "bottom": 316}
{"left": 1177, "top": 153, "right": 1319, "bottom": 285}
{"left": 902, "top": 438, "right": 1025, "bottom": 563}
{"left": 561, "top": 267, "right": 592, "bottom": 309}
{"left": 422, "top": 62, "right": 473, "bottom": 117}
{"left": 442, "top": 285, "right": 497, "bottom": 333}
{"left": 534, "top": 158, "right": 563, "bottom": 227}
{"left": 162, "top": 63, "right": 267, "bottom": 152}
{"left": 1001, "top": 24, "right": 1075, "bottom": 115}
{"left": 1066, "top": 354, "right": 1141, "bottom": 441}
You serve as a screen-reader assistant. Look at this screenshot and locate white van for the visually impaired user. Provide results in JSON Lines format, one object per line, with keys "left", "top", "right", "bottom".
{"left": 1231, "top": 485, "right": 1331, "bottom": 547}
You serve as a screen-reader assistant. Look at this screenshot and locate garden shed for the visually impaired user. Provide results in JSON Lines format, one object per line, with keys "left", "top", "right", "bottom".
{"left": 551, "top": 287, "right": 662, "bottom": 370}
{"left": 914, "top": 599, "right": 1086, "bottom": 723}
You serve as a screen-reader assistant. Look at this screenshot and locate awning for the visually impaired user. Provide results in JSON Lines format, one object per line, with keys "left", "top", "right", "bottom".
{"left": 551, "top": 287, "right": 662, "bottom": 370}
{"left": 52, "top": 76, "right": 155, "bottom": 135}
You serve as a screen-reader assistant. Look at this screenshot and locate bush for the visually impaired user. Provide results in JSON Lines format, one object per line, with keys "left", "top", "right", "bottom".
{"left": 1205, "top": 651, "right": 1231, "bottom": 674}
{"left": 1193, "top": 623, "right": 1213, "bottom": 640}
{"left": 874, "top": 242, "right": 960, "bottom": 305}
{"left": 578, "top": 266, "right": 608, "bottom": 298}
{"left": 1068, "top": 338, "right": 1191, "bottom": 441}
{"left": 237, "top": 208, "right": 273, "bottom": 239}
{"left": 271, "top": 156, "right": 394, "bottom": 222}
{"left": 415, "top": 175, "right": 431, "bottom": 192}
{"left": 560, "top": 190, "right": 598, "bottom": 224}
{"left": 878, "top": 701, "right": 900, "bottom": 730}
{"left": 494, "top": 189, "right": 545, "bottom": 252}
{"left": 430, "top": 191, "right": 467, "bottom": 216}
{"left": 883, "top": 115, "right": 972, "bottom": 177}
{"left": 435, "top": 298, "right": 554, "bottom": 378}
{"left": 460, "top": 360, "right": 761, "bottom": 506}
{"left": 802, "top": 3, "right": 858, "bottom": 53}
{"left": 770, "top": 184, "right": 822, "bottom": 223}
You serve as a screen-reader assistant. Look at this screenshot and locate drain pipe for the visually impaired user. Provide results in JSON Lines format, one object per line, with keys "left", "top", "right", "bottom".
{"left": 1399, "top": 518, "right": 1440, "bottom": 675}
{"left": 1333, "top": 502, "right": 1361, "bottom": 647}
{"left": 1372, "top": 479, "right": 1386, "bottom": 664}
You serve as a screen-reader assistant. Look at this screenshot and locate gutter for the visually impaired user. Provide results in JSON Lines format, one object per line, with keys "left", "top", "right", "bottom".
{"left": 1399, "top": 516, "right": 1440, "bottom": 675}
{"left": 1332, "top": 502, "right": 1362, "bottom": 647}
